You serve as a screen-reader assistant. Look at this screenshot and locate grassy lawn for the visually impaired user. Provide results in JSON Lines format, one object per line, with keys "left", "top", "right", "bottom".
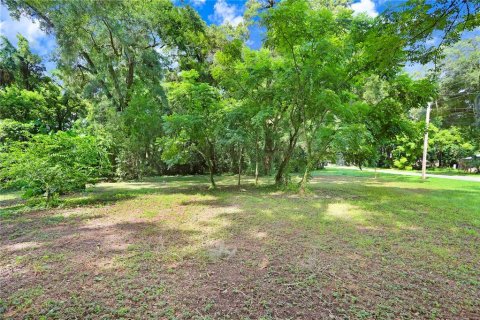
{"left": 1, "top": 169, "right": 479, "bottom": 319}
{"left": 421, "top": 168, "right": 477, "bottom": 176}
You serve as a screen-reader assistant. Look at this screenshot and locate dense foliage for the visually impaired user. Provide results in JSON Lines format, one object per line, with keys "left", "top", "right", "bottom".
{"left": 0, "top": 132, "right": 109, "bottom": 200}
{"left": 0, "top": 0, "right": 479, "bottom": 201}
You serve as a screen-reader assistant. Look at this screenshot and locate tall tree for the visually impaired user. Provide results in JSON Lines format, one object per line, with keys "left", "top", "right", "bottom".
{"left": 260, "top": 0, "right": 387, "bottom": 187}
{"left": 3, "top": 0, "right": 205, "bottom": 111}
{"left": 161, "top": 70, "right": 223, "bottom": 188}
{"left": 436, "top": 36, "right": 480, "bottom": 149}
{"left": 0, "top": 34, "right": 45, "bottom": 90}
{"left": 213, "top": 44, "right": 286, "bottom": 177}
{"left": 382, "top": 0, "right": 480, "bottom": 65}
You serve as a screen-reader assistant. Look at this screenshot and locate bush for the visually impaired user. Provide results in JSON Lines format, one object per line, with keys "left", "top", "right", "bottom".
{"left": 0, "top": 119, "right": 36, "bottom": 143}
{"left": 0, "top": 131, "right": 110, "bottom": 201}
{"left": 393, "top": 157, "right": 412, "bottom": 170}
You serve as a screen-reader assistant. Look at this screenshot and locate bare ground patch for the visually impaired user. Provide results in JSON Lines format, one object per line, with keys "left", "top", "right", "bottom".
{"left": 1, "top": 176, "right": 479, "bottom": 319}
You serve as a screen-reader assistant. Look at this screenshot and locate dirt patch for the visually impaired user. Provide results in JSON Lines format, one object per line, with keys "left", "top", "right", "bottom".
{"left": 1, "top": 176, "right": 479, "bottom": 319}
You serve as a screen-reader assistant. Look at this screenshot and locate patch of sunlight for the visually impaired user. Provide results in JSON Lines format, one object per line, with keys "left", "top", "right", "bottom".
{"left": 2, "top": 241, "right": 41, "bottom": 252}
{"left": 393, "top": 220, "right": 423, "bottom": 231}
{"left": 204, "top": 239, "right": 237, "bottom": 260}
{"left": 163, "top": 244, "right": 200, "bottom": 263}
{"left": 289, "top": 214, "right": 307, "bottom": 222}
{"left": 325, "top": 202, "right": 366, "bottom": 223}
{"left": 251, "top": 230, "right": 268, "bottom": 239}
{"left": 312, "top": 202, "right": 326, "bottom": 209}
{"left": 221, "top": 206, "right": 242, "bottom": 214}
{"left": 331, "top": 180, "right": 356, "bottom": 185}
{"left": 365, "top": 180, "right": 425, "bottom": 190}
{"left": 260, "top": 208, "right": 274, "bottom": 218}
{"left": 428, "top": 245, "right": 454, "bottom": 260}
{"left": 356, "top": 225, "right": 384, "bottom": 232}
{"left": 89, "top": 181, "right": 164, "bottom": 193}
{"left": 94, "top": 256, "right": 116, "bottom": 270}
{"left": 142, "top": 210, "right": 158, "bottom": 218}
{"left": 104, "top": 193, "right": 219, "bottom": 219}
{"left": 162, "top": 206, "right": 236, "bottom": 245}
{"left": 189, "top": 216, "right": 232, "bottom": 236}
{"left": 0, "top": 190, "right": 22, "bottom": 201}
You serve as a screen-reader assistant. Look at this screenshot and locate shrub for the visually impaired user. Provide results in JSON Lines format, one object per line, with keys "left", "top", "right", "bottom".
{"left": 0, "top": 131, "right": 110, "bottom": 201}
{"left": 0, "top": 119, "right": 35, "bottom": 143}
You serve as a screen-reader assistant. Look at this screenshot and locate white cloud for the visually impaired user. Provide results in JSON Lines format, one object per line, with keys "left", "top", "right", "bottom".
{"left": 0, "top": 4, "right": 55, "bottom": 56}
{"left": 211, "top": 0, "right": 243, "bottom": 27}
{"left": 351, "top": 0, "right": 378, "bottom": 18}
{"left": 425, "top": 37, "right": 438, "bottom": 46}
{"left": 404, "top": 62, "right": 432, "bottom": 79}
{"left": 190, "top": 0, "right": 206, "bottom": 6}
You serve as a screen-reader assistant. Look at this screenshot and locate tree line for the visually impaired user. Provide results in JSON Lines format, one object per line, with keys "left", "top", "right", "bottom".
{"left": 1, "top": 0, "right": 479, "bottom": 200}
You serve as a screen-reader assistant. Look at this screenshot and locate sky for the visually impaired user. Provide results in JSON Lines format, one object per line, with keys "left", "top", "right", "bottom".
{"left": 0, "top": 0, "right": 477, "bottom": 76}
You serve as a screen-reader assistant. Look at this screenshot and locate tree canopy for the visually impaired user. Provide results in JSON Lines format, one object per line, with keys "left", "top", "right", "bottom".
{"left": 1, "top": 0, "right": 479, "bottom": 200}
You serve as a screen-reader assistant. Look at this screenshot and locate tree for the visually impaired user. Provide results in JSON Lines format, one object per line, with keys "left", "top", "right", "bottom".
{"left": 359, "top": 74, "right": 436, "bottom": 169}
{"left": 161, "top": 70, "right": 223, "bottom": 188}
{"left": 436, "top": 36, "right": 480, "bottom": 150}
{"left": 381, "top": 0, "right": 480, "bottom": 65}
{"left": 114, "top": 87, "right": 164, "bottom": 179}
{"left": 4, "top": 0, "right": 206, "bottom": 112}
{"left": 0, "top": 119, "right": 35, "bottom": 143}
{"left": 0, "top": 34, "right": 45, "bottom": 90}
{"left": 333, "top": 124, "right": 376, "bottom": 170}
{"left": 429, "top": 126, "right": 474, "bottom": 167}
{"left": 392, "top": 121, "right": 424, "bottom": 170}
{"left": 0, "top": 35, "right": 86, "bottom": 133}
{"left": 260, "top": 0, "right": 395, "bottom": 188}
{"left": 0, "top": 85, "right": 46, "bottom": 122}
{"left": 213, "top": 45, "right": 285, "bottom": 178}
{"left": 0, "top": 82, "right": 87, "bottom": 133}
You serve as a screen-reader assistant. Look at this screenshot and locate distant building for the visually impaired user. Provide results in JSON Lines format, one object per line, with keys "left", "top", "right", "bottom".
{"left": 458, "top": 154, "right": 480, "bottom": 173}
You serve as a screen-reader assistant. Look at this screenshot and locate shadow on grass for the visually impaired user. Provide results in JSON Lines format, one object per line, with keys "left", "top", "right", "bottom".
{"left": 1, "top": 173, "right": 479, "bottom": 319}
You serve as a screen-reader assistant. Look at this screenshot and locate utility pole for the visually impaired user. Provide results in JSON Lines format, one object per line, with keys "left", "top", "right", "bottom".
{"left": 421, "top": 102, "right": 432, "bottom": 180}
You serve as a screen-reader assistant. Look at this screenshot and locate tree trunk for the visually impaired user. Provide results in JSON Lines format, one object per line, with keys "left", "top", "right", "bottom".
{"left": 275, "top": 129, "right": 299, "bottom": 185}
{"left": 108, "top": 63, "right": 125, "bottom": 111}
{"left": 264, "top": 152, "right": 272, "bottom": 176}
{"left": 46, "top": 188, "right": 51, "bottom": 204}
{"left": 255, "top": 160, "right": 259, "bottom": 186}
{"left": 255, "top": 136, "right": 259, "bottom": 186}
{"left": 237, "top": 145, "right": 242, "bottom": 186}
{"left": 299, "top": 161, "right": 311, "bottom": 193}
{"left": 125, "top": 55, "right": 135, "bottom": 106}
{"left": 208, "top": 160, "right": 216, "bottom": 189}
{"left": 263, "top": 128, "right": 275, "bottom": 175}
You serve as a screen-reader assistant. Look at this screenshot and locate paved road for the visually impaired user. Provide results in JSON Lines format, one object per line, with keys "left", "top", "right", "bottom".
{"left": 330, "top": 166, "right": 480, "bottom": 182}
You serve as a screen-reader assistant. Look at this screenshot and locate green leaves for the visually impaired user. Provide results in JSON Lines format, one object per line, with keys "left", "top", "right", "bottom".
{"left": 4, "top": 0, "right": 206, "bottom": 112}
{"left": 0, "top": 131, "right": 110, "bottom": 199}
{"left": 0, "top": 85, "right": 46, "bottom": 122}
{"left": 162, "top": 70, "right": 222, "bottom": 173}
{"left": 0, "top": 34, "right": 45, "bottom": 90}
{"left": 382, "top": 0, "right": 480, "bottom": 64}
{"left": 334, "top": 124, "right": 376, "bottom": 169}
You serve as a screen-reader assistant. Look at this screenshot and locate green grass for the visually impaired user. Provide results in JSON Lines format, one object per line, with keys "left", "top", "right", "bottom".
{"left": 0, "top": 169, "right": 479, "bottom": 319}
{"left": 420, "top": 167, "right": 476, "bottom": 176}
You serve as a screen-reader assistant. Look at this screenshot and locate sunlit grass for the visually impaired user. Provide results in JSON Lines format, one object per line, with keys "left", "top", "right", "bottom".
{"left": 1, "top": 168, "right": 479, "bottom": 318}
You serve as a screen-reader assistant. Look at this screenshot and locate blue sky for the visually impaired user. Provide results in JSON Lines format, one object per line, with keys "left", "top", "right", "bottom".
{"left": 0, "top": 1, "right": 388, "bottom": 61}
{"left": 0, "top": 0, "right": 477, "bottom": 76}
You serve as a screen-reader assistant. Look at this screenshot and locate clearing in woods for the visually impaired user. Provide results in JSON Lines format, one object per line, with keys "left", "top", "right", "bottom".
{"left": 1, "top": 169, "right": 479, "bottom": 319}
